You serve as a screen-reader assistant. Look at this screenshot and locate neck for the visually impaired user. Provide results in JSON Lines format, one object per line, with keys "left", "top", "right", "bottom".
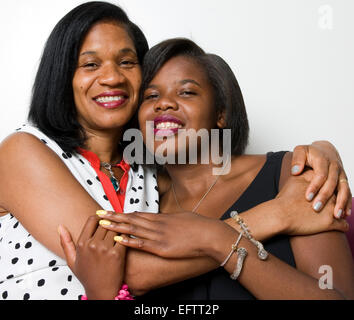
{"left": 165, "top": 158, "right": 230, "bottom": 198}
{"left": 83, "top": 128, "right": 123, "bottom": 164}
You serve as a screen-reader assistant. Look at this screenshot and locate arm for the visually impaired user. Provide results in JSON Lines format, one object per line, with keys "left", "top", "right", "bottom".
{"left": 0, "top": 133, "right": 103, "bottom": 258}
{"left": 109, "top": 207, "right": 354, "bottom": 299}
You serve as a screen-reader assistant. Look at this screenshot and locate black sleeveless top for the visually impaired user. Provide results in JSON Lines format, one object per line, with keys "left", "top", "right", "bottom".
{"left": 138, "top": 152, "right": 296, "bottom": 300}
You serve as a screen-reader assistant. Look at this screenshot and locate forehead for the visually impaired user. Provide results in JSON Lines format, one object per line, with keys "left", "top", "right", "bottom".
{"left": 152, "top": 56, "right": 208, "bottom": 84}
{"left": 79, "top": 21, "right": 135, "bottom": 53}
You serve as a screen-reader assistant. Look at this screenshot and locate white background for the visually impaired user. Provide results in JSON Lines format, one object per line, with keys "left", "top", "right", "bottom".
{"left": 0, "top": 0, "right": 353, "bottom": 186}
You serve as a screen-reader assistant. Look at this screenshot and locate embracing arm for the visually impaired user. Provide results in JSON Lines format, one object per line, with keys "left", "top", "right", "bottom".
{"left": 0, "top": 133, "right": 102, "bottom": 258}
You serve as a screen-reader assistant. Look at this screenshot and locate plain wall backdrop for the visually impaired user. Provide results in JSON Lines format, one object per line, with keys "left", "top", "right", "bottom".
{"left": 0, "top": 0, "right": 353, "bottom": 186}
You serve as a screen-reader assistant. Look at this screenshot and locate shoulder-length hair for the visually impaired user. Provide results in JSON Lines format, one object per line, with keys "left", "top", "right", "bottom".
{"left": 139, "top": 38, "right": 249, "bottom": 156}
{"left": 28, "top": 1, "right": 149, "bottom": 153}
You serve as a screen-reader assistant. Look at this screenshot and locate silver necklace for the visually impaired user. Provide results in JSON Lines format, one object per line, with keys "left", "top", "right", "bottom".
{"left": 171, "top": 156, "right": 231, "bottom": 213}
{"left": 101, "top": 162, "right": 120, "bottom": 192}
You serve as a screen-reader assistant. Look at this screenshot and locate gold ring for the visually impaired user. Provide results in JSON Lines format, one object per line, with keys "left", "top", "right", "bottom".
{"left": 339, "top": 179, "right": 348, "bottom": 184}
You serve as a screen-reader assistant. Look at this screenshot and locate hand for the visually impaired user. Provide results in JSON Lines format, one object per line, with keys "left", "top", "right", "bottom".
{"left": 96, "top": 211, "right": 232, "bottom": 259}
{"left": 58, "top": 216, "right": 126, "bottom": 300}
{"left": 276, "top": 170, "right": 350, "bottom": 236}
{"left": 291, "top": 141, "right": 352, "bottom": 218}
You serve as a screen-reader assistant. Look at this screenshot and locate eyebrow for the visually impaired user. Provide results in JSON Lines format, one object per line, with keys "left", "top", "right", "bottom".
{"left": 79, "top": 48, "right": 137, "bottom": 56}
{"left": 146, "top": 79, "right": 201, "bottom": 89}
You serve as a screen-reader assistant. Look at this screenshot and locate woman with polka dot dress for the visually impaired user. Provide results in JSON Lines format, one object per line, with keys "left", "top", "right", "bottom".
{"left": 0, "top": 2, "right": 351, "bottom": 300}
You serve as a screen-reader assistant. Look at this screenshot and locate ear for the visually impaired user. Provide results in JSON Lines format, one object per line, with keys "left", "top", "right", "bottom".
{"left": 216, "top": 111, "right": 227, "bottom": 129}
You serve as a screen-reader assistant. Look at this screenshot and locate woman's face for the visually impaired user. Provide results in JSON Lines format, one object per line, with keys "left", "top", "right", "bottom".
{"left": 73, "top": 21, "right": 142, "bottom": 133}
{"left": 138, "top": 56, "right": 219, "bottom": 157}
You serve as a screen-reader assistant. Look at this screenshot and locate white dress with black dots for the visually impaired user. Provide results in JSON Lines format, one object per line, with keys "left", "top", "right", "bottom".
{"left": 0, "top": 124, "right": 159, "bottom": 300}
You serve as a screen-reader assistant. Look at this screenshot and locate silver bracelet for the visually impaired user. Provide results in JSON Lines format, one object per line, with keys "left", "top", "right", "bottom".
{"left": 220, "top": 231, "right": 244, "bottom": 267}
{"left": 230, "top": 211, "right": 268, "bottom": 261}
{"left": 230, "top": 247, "right": 248, "bottom": 280}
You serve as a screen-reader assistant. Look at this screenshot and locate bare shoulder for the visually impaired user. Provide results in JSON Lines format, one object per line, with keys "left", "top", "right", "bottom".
{"left": 228, "top": 154, "right": 267, "bottom": 179}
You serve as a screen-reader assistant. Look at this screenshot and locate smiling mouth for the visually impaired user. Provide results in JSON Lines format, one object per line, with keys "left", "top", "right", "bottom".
{"left": 153, "top": 116, "right": 184, "bottom": 137}
{"left": 93, "top": 91, "right": 129, "bottom": 109}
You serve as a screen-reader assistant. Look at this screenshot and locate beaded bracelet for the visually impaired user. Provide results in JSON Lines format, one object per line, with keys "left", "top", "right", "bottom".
{"left": 80, "top": 283, "right": 134, "bottom": 300}
{"left": 230, "top": 211, "right": 268, "bottom": 261}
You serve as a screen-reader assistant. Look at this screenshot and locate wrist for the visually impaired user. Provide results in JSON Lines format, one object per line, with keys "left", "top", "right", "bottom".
{"left": 267, "top": 198, "right": 289, "bottom": 235}
{"left": 201, "top": 221, "right": 239, "bottom": 264}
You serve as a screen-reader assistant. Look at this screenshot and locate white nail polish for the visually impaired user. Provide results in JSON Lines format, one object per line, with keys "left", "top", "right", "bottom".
{"left": 292, "top": 165, "right": 300, "bottom": 174}
{"left": 336, "top": 209, "right": 343, "bottom": 219}
{"left": 314, "top": 201, "right": 323, "bottom": 212}
{"left": 307, "top": 193, "right": 315, "bottom": 201}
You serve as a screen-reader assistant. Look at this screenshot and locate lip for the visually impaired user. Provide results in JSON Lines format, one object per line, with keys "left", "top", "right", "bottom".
{"left": 153, "top": 115, "right": 184, "bottom": 137}
{"left": 93, "top": 90, "right": 129, "bottom": 109}
{"left": 154, "top": 115, "right": 184, "bottom": 126}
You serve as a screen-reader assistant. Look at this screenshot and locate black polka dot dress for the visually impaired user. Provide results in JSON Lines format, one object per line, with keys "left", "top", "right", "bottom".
{"left": 0, "top": 124, "right": 159, "bottom": 300}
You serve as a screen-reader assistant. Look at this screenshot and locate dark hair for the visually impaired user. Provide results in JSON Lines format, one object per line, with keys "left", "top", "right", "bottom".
{"left": 139, "top": 38, "right": 249, "bottom": 155}
{"left": 28, "top": 1, "right": 149, "bottom": 153}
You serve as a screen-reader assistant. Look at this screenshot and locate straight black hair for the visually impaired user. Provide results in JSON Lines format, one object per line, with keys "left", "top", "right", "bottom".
{"left": 28, "top": 1, "right": 149, "bottom": 153}
{"left": 139, "top": 38, "right": 249, "bottom": 155}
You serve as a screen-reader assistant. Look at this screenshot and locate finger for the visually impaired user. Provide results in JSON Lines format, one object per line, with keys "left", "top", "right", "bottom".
{"left": 58, "top": 225, "right": 76, "bottom": 270}
{"left": 334, "top": 175, "right": 351, "bottom": 218}
{"left": 100, "top": 221, "right": 158, "bottom": 240}
{"left": 97, "top": 211, "right": 159, "bottom": 229}
{"left": 92, "top": 224, "right": 110, "bottom": 240}
{"left": 77, "top": 215, "right": 101, "bottom": 243}
{"left": 291, "top": 146, "right": 307, "bottom": 175}
{"left": 305, "top": 157, "right": 329, "bottom": 202}
{"left": 103, "top": 230, "right": 119, "bottom": 247}
{"left": 114, "top": 235, "right": 159, "bottom": 255}
{"left": 312, "top": 162, "right": 339, "bottom": 213}
{"left": 344, "top": 190, "right": 352, "bottom": 217}
{"left": 330, "top": 218, "right": 350, "bottom": 233}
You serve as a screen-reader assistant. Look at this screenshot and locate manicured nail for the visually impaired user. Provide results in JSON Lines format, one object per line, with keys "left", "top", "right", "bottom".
{"left": 307, "top": 193, "right": 315, "bottom": 201}
{"left": 347, "top": 209, "right": 352, "bottom": 216}
{"left": 114, "top": 236, "right": 124, "bottom": 243}
{"left": 336, "top": 209, "right": 343, "bottom": 219}
{"left": 313, "top": 201, "right": 323, "bottom": 212}
{"left": 96, "top": 210, "right": 108, "bottom": 217}
{"left": 57, "top": 225, "right": 63, "bottom": 236}
{"left": 99, "top": 220, "right": 111, "bottom": 226}
{"left": 291, "top": 165, "right": 301, "bottom": 175}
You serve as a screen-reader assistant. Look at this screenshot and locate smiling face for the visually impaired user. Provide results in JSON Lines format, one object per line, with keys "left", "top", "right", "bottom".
{"left": 72, "top": 21, "right": 142, "bottom": 134}
{"left": 138, "top": 55, "right": 221, "bottom": 157}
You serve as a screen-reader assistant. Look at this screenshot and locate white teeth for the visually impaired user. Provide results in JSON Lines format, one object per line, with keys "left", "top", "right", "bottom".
{"left": 156, "top": 122, "right": 183, "bottom": 130}
{"left": 96, "top": 96, "right": 124, "bottom": 103}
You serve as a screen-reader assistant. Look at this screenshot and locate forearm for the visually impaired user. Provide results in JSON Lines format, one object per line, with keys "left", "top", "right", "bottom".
{"left": 208, "top": 226, "right": 346, "bottom": 300}
{"left": 125, "top": 249, "right": 218, "bottom": 296}
{"left": 125, "top": 199, "right": 285, "bottom": 295}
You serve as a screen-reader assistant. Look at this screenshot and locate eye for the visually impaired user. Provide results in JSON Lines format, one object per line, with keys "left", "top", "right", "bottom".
{"left": 144, "top": 93, "right": 159, "bottom": 100}
{"left": 180, "top": 90, "right": 196, "bottom": 96}
{"left": 119, "top": 59, "right": 139, "bottom": 68}
{"left": 81, "top": 62, "right": 99, "bottom": 70}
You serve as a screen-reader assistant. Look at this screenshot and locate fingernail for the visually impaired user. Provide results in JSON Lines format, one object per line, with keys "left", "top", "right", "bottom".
{"left": 99, "top": 220, "right": 111, "bottom": 226}
{"left": 336, "top": 209, "right": 343, "bottom": 219}
{"left": 291, "top": 165, "right": 301, "bottom": 175}
{"left": 313, "top": 201, "right": 323, "bottom": 212}
{"left": 96, "top": 210, "right": 108, "bottom": 217}
{"left": 114, "top": 236, "right": 125, "bottom": 243}
{"left": 57, "top": 225, "right": 63, "bottom": 236}
{"left": 347, "top": 209, "right": 352, "bottom": 216}
{"left": 307, "top": 193, "right": 315, "bottom": 201}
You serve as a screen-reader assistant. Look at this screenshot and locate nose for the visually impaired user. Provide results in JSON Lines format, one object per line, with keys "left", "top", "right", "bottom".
{"left": 154, "top": 95, "right": 178, "bottom": 112}
{"left": 98, "top": 63, "right": 125, "bottom": 87}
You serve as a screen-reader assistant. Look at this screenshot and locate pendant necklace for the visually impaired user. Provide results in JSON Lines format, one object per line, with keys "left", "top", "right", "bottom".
{"left": 101, "top": 162, "right": 120, "bottom": 192}
{"left": 171, "top": 156, "right": 231, "bottom": 214}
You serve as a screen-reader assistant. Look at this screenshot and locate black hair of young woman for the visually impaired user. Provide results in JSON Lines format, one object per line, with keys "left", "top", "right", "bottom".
{"left": 28, "top": 1, "right": 149, "bottom": 154}
{"left": 139, "top": 38, "right": 249, "bottom": 156}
